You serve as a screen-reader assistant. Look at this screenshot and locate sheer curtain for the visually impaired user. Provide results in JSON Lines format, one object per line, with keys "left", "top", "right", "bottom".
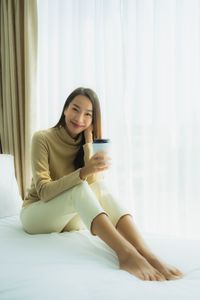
{"left": 36, "top": 0, "right": 200, "bottom": 238}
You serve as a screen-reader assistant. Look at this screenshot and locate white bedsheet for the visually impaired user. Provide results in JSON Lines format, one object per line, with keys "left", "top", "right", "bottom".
{"left": 0, "top": 216, "right": 200, "bottom": 300}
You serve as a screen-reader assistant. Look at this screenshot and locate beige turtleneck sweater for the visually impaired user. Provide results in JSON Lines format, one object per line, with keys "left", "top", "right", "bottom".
{"left": 23, "top": 126, "right": 95, "bottom": 207}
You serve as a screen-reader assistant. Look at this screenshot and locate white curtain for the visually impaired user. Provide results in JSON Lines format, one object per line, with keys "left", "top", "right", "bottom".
{"left": 36, "top": 0, "right": 200, "bottom": 238}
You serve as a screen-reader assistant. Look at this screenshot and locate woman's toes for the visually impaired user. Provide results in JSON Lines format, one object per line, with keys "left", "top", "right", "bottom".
{"left": 165, "top": 272, "right": 181, "bottom": 280}
{"left": 148, "top": 274, "right": 155, "bottom": 281}
{"left": 172, "top": 268, "right": 183, "bottom": 277}
{"left": 167, "top": 267, "right": 183, "bottom": 278}
{"left": 138, "top": 272, "right": 146, "bottom": 281}
{"left": 156, "top": 272, "right": 165, "bottom": 281}
{"left": 143, "top": 273, "right": 151, "bottom": 281}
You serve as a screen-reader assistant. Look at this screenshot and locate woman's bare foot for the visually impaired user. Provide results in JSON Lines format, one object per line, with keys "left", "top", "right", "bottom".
{"left": 137, "top": 249, "right": 183, "bottom": 280}
{"left": 118, "top": 248, "right": 166, "bottom": 281}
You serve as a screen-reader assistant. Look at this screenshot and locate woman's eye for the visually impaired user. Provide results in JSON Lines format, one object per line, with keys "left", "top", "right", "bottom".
{"left": 73, "top": 108, "right": 78, "bottom": 112}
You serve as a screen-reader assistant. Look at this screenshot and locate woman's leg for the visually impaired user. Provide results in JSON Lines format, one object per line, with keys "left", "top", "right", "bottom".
{"left": 116, "top": 215, "right": 183, "bottom": 280}
{"left": 20, "top": 181, "right": 105, "bottom": 234}
{"left": 90, "top": 180, "right": 182, "bottom": 280}
{"left": 89, "top": 181, "right": 165, "bottom": 280}
{"left": 91, "top": 213, "right": 165, "bottom": 281}
{"left": 62, "top": 181, "right": 163, "bottom": 281}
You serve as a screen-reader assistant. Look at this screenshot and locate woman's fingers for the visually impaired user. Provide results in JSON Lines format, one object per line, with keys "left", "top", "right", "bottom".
{"left": 93, "top": 152, "right": 111, "bottom": 162}
{"left": 94, "top": 156, "right": 111, "bottom": 167}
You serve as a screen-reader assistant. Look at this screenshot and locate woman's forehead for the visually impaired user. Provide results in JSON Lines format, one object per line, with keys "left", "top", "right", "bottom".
{"left": 71, "top": 95, "right": 93, "bottom": 110}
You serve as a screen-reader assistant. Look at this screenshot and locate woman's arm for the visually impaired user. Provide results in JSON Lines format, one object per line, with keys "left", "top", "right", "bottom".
{"left": 31, "top": 131, "right": 84, "bottom": 202}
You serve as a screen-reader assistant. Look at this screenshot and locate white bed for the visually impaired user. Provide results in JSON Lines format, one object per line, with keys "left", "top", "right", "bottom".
{"left": 1, "top": 154, "right": 200, "bottom": 300}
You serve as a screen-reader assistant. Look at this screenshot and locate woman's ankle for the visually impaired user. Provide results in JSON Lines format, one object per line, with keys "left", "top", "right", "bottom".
{"left": 117, "top": 244, "right": 141, "bottom": 263}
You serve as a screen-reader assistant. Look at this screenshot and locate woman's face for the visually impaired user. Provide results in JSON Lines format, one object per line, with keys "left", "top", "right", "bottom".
{"left": 64, "top": 95, "right": 93, "bottom": 138}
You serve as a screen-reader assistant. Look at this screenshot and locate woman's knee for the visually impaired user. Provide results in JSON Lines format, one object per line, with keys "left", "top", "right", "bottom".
{"left": 72, "top": 181, "right": 93, "bottom": 199}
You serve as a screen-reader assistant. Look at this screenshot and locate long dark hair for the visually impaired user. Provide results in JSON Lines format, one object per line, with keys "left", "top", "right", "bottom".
{"left": 54, "top": 87, "right": 102, "bottom": 169}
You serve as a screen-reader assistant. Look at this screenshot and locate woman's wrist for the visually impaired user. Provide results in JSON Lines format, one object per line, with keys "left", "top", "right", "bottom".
{"left": 79, "top": 167, "right": 87, "bottom": 180}
{"left": 84, "top": 127, "right": 93, "bottom": 143}
{"left": 85, "top": 135, "right": 93, "bottom": 143}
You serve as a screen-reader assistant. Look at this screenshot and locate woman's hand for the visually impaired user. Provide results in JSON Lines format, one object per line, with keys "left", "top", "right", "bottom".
{"left": 84, "top": 124, "right": 93, "bottom": 143}
{"left": 80, "top": 151, "right": 111, "bottom": 180}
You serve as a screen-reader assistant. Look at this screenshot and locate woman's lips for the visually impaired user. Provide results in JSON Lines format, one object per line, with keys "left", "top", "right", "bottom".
{"left": 71, "top": 121, "right": 84, "bottom": 128}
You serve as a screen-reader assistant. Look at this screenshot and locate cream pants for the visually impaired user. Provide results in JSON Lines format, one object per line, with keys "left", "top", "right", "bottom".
{"left": 20, "top": 180, "right": 130, "bottom": 234}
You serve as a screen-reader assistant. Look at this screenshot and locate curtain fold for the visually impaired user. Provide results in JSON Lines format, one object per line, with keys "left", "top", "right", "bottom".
{"left": 0, "top": 0, "right": 37, "bottom": 198}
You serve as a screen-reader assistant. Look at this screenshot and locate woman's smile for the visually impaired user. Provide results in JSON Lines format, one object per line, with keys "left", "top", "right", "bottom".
{"left": 70, "top": 121, "right": 85, "bottom": 128}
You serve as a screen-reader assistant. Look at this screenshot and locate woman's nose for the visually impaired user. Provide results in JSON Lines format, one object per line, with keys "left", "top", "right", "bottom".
{"left": 75, "top": 113, "right": 84, "bottom": 123}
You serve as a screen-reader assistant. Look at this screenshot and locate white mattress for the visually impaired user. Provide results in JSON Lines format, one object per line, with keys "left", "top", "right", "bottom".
{"left": 0, "top": 216, "right": 200, "bottom": 300}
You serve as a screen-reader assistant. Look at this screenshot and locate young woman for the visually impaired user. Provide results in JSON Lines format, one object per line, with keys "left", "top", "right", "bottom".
{"left": 20, "top": 87, "right": 183, "bottom": 281}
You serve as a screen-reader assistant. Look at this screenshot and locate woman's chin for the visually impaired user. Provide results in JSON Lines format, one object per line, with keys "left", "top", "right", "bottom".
{"left": 71, "top": 128, "right": 85, "bottom": 138}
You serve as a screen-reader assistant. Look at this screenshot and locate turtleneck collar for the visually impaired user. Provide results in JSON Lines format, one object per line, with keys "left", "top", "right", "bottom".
{"left": 56, "top": 126, "right": 82, "bottom": 146}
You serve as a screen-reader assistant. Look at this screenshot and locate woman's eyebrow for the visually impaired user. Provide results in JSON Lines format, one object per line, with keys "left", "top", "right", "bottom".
{"left": 72, "top": 103, "right": 93, "bottom": 112}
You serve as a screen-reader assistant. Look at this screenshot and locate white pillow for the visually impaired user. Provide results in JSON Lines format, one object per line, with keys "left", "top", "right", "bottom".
{"left": 0, "top": 154, "right": 22, "bottom": 218}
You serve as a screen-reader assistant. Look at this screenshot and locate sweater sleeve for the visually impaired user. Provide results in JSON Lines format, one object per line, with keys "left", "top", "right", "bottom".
{"left": 31, "top": 131, "right": 84, "bottom": 202}
{"left": 83, "top": 143, "right": 102, "bottom": 184}
{"left": 83, "top": 142, "right": 93, "bottom": 163}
